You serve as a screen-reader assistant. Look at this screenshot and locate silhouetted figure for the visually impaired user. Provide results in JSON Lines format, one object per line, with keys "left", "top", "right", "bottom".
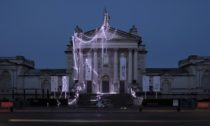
{"left": 57, "top": 99, "right": 61, "bottom": 108}
{"left": 177, "top": 99, "right": 181, "bottom": 112}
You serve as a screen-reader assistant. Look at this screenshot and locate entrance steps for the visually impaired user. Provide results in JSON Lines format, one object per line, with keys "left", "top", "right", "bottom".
{"left": 77, "top": 94, "right": 133, "bottom": 108}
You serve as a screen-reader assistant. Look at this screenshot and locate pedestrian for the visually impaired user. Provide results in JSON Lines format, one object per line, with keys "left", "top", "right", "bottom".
{"left": 177, "top": 99, "right": 181, "bottom": 112}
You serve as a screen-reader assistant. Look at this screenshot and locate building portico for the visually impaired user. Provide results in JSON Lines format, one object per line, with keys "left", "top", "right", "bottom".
{"left": 65, "top": 13, "right": 147, "bottom": 95}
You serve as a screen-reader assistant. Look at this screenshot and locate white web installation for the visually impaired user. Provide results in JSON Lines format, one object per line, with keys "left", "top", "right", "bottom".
{"left": 72, "top": 10, "right": 117, "bottom": 91}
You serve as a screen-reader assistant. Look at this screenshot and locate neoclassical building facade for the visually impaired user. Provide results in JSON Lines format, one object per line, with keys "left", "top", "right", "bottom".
{"left": 0, "top": 12, "right": 210, "bottom": 101}
{"left": 65, "top": 11, "right": 147, "bottom": 94}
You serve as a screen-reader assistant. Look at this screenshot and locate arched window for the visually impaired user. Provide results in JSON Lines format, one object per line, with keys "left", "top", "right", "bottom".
{"left": 0, "top": 70, "right": 11, "bottom": 89}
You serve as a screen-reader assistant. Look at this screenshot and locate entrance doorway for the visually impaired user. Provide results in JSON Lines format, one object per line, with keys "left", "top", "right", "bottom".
{"left": 102, "top": 75, "right": 109, "bottom": 93}
{"left": 120, "top": 81, "right": 125, "bottom": 94}
{"left": 87, "top": 81, "right": 92, "bottom": 93}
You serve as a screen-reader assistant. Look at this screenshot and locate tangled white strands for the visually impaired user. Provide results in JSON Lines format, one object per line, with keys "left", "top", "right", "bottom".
{"left": 72, "top": 12, "right": 117, "bottom": 83}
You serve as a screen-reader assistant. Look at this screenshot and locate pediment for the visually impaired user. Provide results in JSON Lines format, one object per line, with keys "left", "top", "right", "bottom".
{"left": 84, "top": 27, "right": 141, "bottom": 41}
{"left": 0, "top": 60, "right": 16, "bottom": 66}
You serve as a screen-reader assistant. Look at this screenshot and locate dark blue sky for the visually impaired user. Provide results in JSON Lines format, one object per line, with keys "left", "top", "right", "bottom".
{"left": 1, "top": 0, "right": 210, "bottom": 68}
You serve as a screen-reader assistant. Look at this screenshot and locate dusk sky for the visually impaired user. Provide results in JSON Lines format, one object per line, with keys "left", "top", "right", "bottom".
{"left": 0, "top": 0, "right": 210, "bottom": 68}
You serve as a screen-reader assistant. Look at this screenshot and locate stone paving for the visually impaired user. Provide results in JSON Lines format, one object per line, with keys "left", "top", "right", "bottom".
{"left": 1, "top": 106, "right": 210, "bottom": 113}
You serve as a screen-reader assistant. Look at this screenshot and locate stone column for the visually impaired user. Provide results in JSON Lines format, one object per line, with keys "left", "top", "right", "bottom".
{"left": 72, "top": 49, "right": 78, "bottom": 82}
{"left": 79, "top": 49, "right": 84, "bottom": 83}
{"left": 93, "top": 49, "right": 98, "bottom": 93}
{"left": 113, "top": 49, "right": 118, "bottom": 84}
{"left": 128, "top": 49, "right": 133, "bottom": 84}
{"left": 134, "top": 49, "right": 138, "bottom": 81}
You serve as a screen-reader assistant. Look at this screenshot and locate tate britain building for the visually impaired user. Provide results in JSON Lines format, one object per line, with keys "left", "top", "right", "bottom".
{"left": 0, "top": 12, "right": 210, "bottom": 102}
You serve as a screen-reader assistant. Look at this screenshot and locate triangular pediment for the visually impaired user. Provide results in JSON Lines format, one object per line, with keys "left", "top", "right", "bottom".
{"left": 84, "top": 27, "right": 141, "bottom": 41}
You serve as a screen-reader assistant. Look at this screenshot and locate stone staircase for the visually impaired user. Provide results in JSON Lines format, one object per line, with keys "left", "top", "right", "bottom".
{"left": 77, "top": 94, "right": 133, "bottom": 108}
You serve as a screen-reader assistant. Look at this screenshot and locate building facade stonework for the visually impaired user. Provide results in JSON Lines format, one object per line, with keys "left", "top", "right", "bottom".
{"left": 0, "top": 12, "right": 210, "bottom": 101}
{"left": 65, "top": 12, "right": 147, "bottom": 94}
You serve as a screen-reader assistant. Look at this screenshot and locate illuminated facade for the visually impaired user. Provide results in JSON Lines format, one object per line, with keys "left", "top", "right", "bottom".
{"left": 0, "top": 11, "right": 210, "bottom": 101}
{"left": 65, "top": 11, "right": 147, "bottom": 94}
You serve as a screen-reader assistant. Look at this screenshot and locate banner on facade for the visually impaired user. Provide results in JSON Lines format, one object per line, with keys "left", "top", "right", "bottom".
{"left": 142, "top": 75, "right": 150, "bottom": 92}
{"left": 153, "top": 76, "right": 160, "bottom": 92}
{"left": 120, "top": 56, "right": 126, "bottom": 80}
{"left": 62, "top": 76, "right": 69, "bottom": 92}
{"left": 50, "top": 76, "right": 58, "bottom": 92}
{"left": 85, "top": 57, "right": 92, "bottom": 80}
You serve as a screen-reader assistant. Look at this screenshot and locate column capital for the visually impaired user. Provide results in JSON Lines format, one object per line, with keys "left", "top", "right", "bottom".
{"left": 134, "top": 48, "right": 138, "bottom": 52}
{"left": 128, "top": 48, "right": 133, "bottom": 52}
{"left": 87, "top": 52, "right": 91, "bottom": 57}
{"left": 120, "top": 53, "right": 125, "bottom": 57}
